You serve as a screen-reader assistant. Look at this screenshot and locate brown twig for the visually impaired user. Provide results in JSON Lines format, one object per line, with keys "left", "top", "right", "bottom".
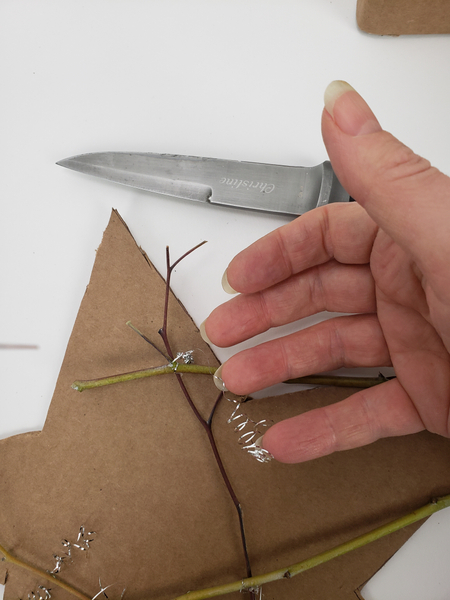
{"left": 159, "top": 244, "right": 254, "bottom": 584}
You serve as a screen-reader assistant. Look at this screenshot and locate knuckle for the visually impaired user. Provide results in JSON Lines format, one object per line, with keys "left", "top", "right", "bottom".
{"left": 327, "top": 319, "right": 346, "bottom": 364}
{"left": 317, "top": 205, "right": 335, "bottom": 259}
{"left": 254, "top": 291, "right": 274, "bottom": 331}
{"left": 307, "top": 266, "right": 327, "bottom": 311}
{"left": 273, "top": 228, "right": 295, "bottom": 279}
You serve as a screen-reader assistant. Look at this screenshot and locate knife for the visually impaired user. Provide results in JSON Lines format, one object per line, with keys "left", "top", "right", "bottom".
{"left": 57, "top": 152, "right": 350, "bottom": 217}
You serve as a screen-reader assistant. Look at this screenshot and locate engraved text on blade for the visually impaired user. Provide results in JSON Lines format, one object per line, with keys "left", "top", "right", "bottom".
{"left": 219, "top": 177, "right": 275, "bottom": 193}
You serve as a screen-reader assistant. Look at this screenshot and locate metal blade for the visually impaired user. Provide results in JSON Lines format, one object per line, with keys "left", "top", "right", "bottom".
{"left": 57, "top": 152, "right": 350, "bottom": 217}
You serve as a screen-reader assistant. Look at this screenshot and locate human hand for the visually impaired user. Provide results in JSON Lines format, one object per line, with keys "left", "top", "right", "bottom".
{"left": 201, "top": 81, "right": 450, "bottom": 464}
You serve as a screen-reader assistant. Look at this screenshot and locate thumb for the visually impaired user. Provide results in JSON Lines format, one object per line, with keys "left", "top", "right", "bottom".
{"left": 321, "top": 81, "right": 450, "bottom": 269}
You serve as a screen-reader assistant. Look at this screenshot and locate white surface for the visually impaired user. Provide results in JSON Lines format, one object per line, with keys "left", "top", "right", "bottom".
{"left": 1, "top": 1, "right": 450, "bottom": 599}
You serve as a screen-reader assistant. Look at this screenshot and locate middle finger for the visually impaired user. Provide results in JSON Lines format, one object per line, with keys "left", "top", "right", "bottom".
{"left": 218, "top": 313, "right": 391, "bottom": 395}
{"left": 205, "top": 260, "right": 376, "bottom": 348}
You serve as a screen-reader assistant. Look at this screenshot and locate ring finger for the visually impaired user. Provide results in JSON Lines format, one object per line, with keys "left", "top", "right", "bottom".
{"left": 217, "top": 313, "right": 391, "bottom": 395}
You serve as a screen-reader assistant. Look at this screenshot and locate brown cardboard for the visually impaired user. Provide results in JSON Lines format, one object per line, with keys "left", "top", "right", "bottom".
{"left": 1, "top": 209, "right": 450, "bottom": 600}
{"left": 357, "top": 0, "right": 450, "bottom": 35}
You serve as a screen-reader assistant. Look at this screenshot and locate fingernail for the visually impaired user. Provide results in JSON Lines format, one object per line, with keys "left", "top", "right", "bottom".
{"left": 324, "top": 81, "right": 355, "bottom": 118}
{"left": 199, "top": 320, "right": 212, "bottom": 345}
{"left": 324, "top": 80, "right": 381, "bottom": 136}
{"left": 254, "top": 435, "right": 265, "bottom": 448}
{"left": 213, "top": 364, "right": 229, "bottom": 392}
{"left": 222, "top": 269, "right": 238, "bottom": 294}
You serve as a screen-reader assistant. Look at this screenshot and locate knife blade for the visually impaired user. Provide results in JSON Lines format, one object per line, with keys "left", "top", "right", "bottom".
{"left": 57, "top": 152, "right": 350, "bottom": 217}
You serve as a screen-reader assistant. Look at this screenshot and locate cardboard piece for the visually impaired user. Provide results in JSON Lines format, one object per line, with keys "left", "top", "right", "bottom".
{"left": 357, "top": 0, "right": 450, "bottom": 35}
{"left": 1, "top": 209, "right": 450, "bottom": 600}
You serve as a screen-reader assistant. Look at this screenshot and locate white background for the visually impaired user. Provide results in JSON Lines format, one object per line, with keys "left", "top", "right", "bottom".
{"left": 1, "top": 2, "right": 450, "bottom": 599}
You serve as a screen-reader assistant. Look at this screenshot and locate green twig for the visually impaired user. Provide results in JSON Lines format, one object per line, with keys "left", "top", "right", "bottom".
{"left": 284, "top": 373, "right": 395, "bottom": 388}
{"left": 0, "top": 543, "right": 91, "bottom": 600}
{"left": 173, "top": 494, "right": 450, "bottom": 600}
{"left": 73, "top": 368, "right": 396, "bottom": 393}
{"left": 72, "top": 363, "right": 217, "bottom": 392}
{"left": 2, "top": 495, "right": 450, "bottom": 600}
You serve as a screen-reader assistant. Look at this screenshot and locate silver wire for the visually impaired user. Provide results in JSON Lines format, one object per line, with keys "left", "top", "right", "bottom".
{"left": 48, "top": 526, "right": 96, "bottom": 573}
{"left": 226, "top": 396, "right": 273, "bottom": 463}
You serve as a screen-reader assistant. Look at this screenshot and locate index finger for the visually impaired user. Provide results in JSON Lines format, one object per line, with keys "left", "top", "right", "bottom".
{"left": 225, "top": 201, "right": 377, "bottom": 295}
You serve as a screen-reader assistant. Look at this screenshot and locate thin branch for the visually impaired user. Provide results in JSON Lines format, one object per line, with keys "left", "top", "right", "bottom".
{"left": 159, "top": 244, "right": 254, "bottom": 584}
{"left": 207, "top": 392, "right": 224, "bottom": 427}
{"left": 0, "top": 542, "right": 91, "bottom": 600}
{"left": 127, "top": 321, "right": 170, "bottom": 361}
{"left": 72, "top": 364, "right": 217, "bottom": 392}
{"left": 172, "top": 494, "right": 450, "bottom": 600}
{"left": 170, "top": 240, "right": 207, "bottom": 271}
{"left": 72, "top": 367, "right": 396, "bottom": 394}
{"left": 284, "top": 373, "right": 396, "bottom": 388}
{"left": 203, "top": 420, "right": 252, "bottom": 578}
{"left": 159, "top": 246, "right": 175, "bottom": 359}
{"left": 158, "top": 242, "right": 207, "bottom": 360}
